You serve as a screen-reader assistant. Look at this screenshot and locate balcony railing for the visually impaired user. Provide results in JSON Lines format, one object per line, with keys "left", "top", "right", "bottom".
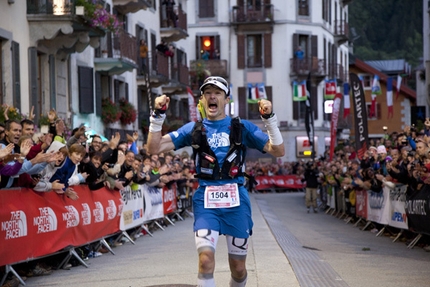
{"left": 160, "top": 4, "right": 187, "bottom": 32}
{"left": 334, "top": 20, "right": 349, "bottom": 38}
{"left": 170, "top": 63, "right": 189, "bottom": 86}
{"left": 327, "top": 63, "right": 348, "bottom": 83}
{"left": 290, "top": 57, "right": 327, "bottom": 77}
{"left": 27, "top": 0, "right": 73, "bottom": 15}
{"left": 112, "top": 31, "right": 138, "bottom": 62}
{"left": 231, "top": 4, "right": 274, "bottom": 23}
{"left": 149, "top": 51, "right": 169, "bottom": 79}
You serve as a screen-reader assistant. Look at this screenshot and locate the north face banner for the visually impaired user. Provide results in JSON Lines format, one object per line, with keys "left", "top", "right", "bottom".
{"left": 0, "top": 186, "right": 122, "bottom": 266}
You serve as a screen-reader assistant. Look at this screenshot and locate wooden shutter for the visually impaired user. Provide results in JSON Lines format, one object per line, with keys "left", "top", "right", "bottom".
{"left": 264, "top": 33, "right": 272, "bottom": 68}
{"left": 195, "top": 35, "right": 200, "bottom": 59}
{"left": 95, "top": 72, "right": 102, "bottom": 116}
{"left": 114, "top": 79, "right": 120, "bottom": 102}
{"left": 311, "top": 35, "right": 318, "bottom": 59}
{"left": 199, "top": 0, "right": 214, "bottom": 18}
{"left": 293, "top": 98, "right": 299, "bottom": 120}
{"left": 266, "top": 86, "right": 272, "bottom": 103}
{"left": 49, "top": 55, "right": 56, "bottom": 109}
{"left": 12, "top": 41, "right": 21, "bottom": 110}
{"left": 237, "top": 34, "right": 245, "bottom": 69}
{"left": 377, "top": 103, "right": 381, "bottom": 119}
{"left": 78, "top": 66, "right": 94, "bottom": 114}
{"left": 238, "top": 87, "right": 247, "bottom": 118}
{"left": 125, "top": 82, "right": 129, "bottom": 101}
{"left": 28, "top": 47, "right": 39, "bottom": 120}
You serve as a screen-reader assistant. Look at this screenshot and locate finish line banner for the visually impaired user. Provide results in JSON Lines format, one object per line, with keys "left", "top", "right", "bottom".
{"left": 0, "top": 186, "right": 122, "bottom": 266}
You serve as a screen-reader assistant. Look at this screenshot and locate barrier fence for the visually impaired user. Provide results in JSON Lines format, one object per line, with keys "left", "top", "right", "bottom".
{"left": 0, "top": 183, "right": 186, "bottom": 285}
{"left": 255, "top": 175, "right": 305, "bottom": 191}
{"left": 325, "top": 183, "right": 430, "bottom": 246}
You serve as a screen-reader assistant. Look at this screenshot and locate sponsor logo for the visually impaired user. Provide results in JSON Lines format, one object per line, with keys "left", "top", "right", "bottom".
{"left": 93, "top": 202, "right": 104, "bottom": 223}
{"left": 35, "top": 207, "right": 58, "bottom": 233}
{"left": 81, "top": 203, "right": 91, "bottom": 225}
{"left": 63, "top": 206, "right": 79, "bottom": 228}
{"left": 1, "top": 210, "right": 28, "bottom": 239}
{"left": 106, "top": 200, "right": 117, "bottom": 220}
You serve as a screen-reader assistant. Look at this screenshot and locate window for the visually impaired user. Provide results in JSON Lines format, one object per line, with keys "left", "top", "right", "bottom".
{"left": 359, "top": 74, "right": 372, "bottom": 89}
{"left": 238, "top": 86, "right": 272, "bottom": 120}
{"left": 298, "top": 0, "right": 309, "bottom": 16}
{"left": 196, "top": 35, "right": 220, "bottom": 60}
{"left": 199, "top": 0, "right": 214, "bottom": 18}
{"left": 246, "top": 0, "right": 262, "bottom": 10}
{"left": 114, "top": 79, "right": 127, "bottom": 102}
{"left": 247, "top": 34, "right": 262, "bottom": 67}
{"left": 366, "top": 103, "right": 381, "bottom": 120}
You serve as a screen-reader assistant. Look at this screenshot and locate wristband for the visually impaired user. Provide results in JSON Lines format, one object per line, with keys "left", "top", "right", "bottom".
{"left": 261, "top": 113, "right": 283, "bottom": 146}
{"left": 261, "top": 112, "right": 275, "bottom": 119}
{"left": 149, "top": 113, "right": 166, "bottom": 133}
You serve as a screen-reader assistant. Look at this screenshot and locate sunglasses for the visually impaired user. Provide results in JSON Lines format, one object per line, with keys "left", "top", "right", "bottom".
{"left": 203, "top": 76, "right": 228, "bottom": 88}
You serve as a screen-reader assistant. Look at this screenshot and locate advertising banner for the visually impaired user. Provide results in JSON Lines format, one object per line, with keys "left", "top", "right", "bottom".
{"left": 119, "top": 184, "right": 144, "bottom": 231}
{"left": 388, "top": 185, "right": 408, "bottom": 230}
{"left": 405, "top": 184, "right": 430, "bottom": 235}
{"left": 0, "top": 186, "right": 122, "bottom": 266}
{"left": 255, "top": 175, "right": 305, "bottom": 190}
{"left": 367, "top": 189, "right": 391, "bottom": 225}
{"left": 355, "top": 189, "right": 368, "bottom": 219}
{"left": 142, "top": 185, "right": 164, "bottom": 222}
{"left": 163, "top": 184, "right": 177, "bottom": 215}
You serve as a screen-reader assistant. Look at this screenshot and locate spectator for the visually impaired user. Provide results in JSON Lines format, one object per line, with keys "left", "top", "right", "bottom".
{"left": 139, "top": 39, "right": 148, "bottom": 74}
{"left": 302, "top": 161, "right": 320, "bottom": 213}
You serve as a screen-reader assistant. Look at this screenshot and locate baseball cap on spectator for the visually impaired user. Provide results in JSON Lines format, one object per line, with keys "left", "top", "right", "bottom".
{"left": 377, "top": 145, "right": 387, "bottom": 154}
{"left": 401, "top": 145, "right": 412, "bottom": 152}
{"left": 369, "top": 146, "right": 377, "bottom": 152}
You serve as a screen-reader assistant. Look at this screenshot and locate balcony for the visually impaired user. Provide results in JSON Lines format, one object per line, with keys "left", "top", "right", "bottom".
{"left": 94, "top": 30, "right": 138, "bottom": 75}
{"left": 163, "top": 62, "right": 189, "bottom": 95}
{"left": 27, "top": 0, "right": 105, "bottom": 57}
{"left": 290, "top": 57, "right": 327, "bottom": 81}
{"left": 189, "top": 59, "right": 228, "bottom": 90}
{"left": 112, "top": 0, "right": 152, "bottom": 14}
{"left": 232, "top": 4, "right": 274, "bottom": 23}
{"left": 327, "top": 63, "right": 348, "bottom": 83}
{"left": 137, "top": 51, "right": 170, "bottom": 88}
{"left": 334, "top": 20, "right": 349, "bottom": 45}
{"left": 160, "top": 4, "right": 188, "bottom": 42}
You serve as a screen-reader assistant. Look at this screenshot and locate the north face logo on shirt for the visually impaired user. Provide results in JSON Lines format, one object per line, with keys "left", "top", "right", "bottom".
{"left": 207, "top": 132, "right": 230, "bottom": 148}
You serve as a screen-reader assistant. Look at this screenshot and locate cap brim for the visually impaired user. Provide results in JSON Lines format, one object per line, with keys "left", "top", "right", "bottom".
{"left": 200, "top": 80, "right": 229, "bottom": 95}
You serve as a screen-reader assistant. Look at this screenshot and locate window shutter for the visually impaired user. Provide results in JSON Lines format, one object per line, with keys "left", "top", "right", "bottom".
{"left": 28, "top": 47, "right": 39, "bottom": 119}
{"left": 199, "top": 0, "right": 214, "bottom": 18}
{"left": 114, "top": 79, "right": 120, "bottom": 102}
{"left": 195, "top": 35, "right": 200, "bottom": 59}
{"left": 95, "top": 72, "right": 102, "bottom": 116}
{"left": 266, "top": 86, "right": 272, "bottom": 102}
{"left": 293, "top": 100, "right": 299, "bottom": 120}
{"left": 125, "top": 82, "right": 129, "bottom": 101}
{"left": 12, "top": 41, "right": 21, "bottom": 110}
{"left": 237, "top": 34, "right": 245, "bottom": 69}
{"left": 48, "top": 54, "right": 56, "bottom": 109}
{"left": 377, "top": 103, "right": 381, "bottom": 119}
{"left": 238, "top": 87, "right": 247, "bottom": 118}
{"left": 264, "top": 33, "right": 272, "bottom": 68}
{"left": 78, "top": 66, "right": 94, "bottom": 114}
{"left": 311, "top": 35, "right": 318, "bottom": 58}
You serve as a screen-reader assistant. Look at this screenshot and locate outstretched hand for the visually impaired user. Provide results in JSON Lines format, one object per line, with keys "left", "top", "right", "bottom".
{"left": 258, "top": 99, "right": 273, "bottom": 116}
{"left": 154, "top": 94, "right": 170, "bottom": 111}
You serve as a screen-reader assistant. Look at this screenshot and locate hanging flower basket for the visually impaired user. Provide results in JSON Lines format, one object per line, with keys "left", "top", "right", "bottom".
{"left": 101, "top": 98, "right": 121, "bottom": 124}
{"left": 119, "top": 98, "right": 137, "bottom": 125}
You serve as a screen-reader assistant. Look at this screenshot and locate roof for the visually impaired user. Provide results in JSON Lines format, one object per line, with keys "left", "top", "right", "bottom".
{"left": 350, "top": 56, "right": 416, "bottom": 101}
{"left": 364, "top": 59, "right": 410, "bottom": 75}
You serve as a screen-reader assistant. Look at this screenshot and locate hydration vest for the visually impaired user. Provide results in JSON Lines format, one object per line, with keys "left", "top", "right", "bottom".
{"left": 191, "top": 117, "right": 246, "bottom": 180}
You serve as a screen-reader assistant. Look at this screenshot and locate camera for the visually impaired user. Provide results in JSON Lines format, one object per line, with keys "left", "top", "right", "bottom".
{"left": 107, "top": 163, "right": 115, "bottom": 168}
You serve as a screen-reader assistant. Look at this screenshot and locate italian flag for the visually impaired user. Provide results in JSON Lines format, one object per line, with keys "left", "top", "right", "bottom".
{"left": 293, "top": 81, "right": 307, "bottom": 101}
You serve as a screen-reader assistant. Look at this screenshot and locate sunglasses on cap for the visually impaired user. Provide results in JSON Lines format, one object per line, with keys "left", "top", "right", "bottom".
{"left": 200, "top": 76, "right": 229, "bottom": 96}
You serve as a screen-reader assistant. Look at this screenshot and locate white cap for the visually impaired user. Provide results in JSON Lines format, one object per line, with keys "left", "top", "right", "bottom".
{"left": 199, "top": 76, "right": 229, "bottom": 96}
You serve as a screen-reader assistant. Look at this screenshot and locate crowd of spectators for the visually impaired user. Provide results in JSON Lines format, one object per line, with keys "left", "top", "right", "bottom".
{"left": 2, "top": 105, "right": 430, "bottom": 285}
{"left": 0, "top": 108, "right": 197, "bottom": 287}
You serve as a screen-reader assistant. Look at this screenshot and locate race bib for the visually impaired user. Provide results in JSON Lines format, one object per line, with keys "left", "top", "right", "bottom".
{"left": 204, "top": 184, "right": 240, "bottom": 209}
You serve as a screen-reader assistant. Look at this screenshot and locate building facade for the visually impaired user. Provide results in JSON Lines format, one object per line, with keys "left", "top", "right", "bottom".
{"left": 182, "top": 0, "right": 352, "bottom": 162}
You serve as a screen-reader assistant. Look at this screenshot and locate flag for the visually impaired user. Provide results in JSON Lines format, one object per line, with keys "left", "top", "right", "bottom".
{"left": 293, "top": 81, "right": 307, "bottom": 101}
{"left": 387, "top": 77, "right": 393, "bottom": 119}
{"left": 187, "top": 87, "right": 198, "bottom": 122}
{"left": 343, "top": 83, "right": 350, "bottom": 118}
{"left": 324, "top": 79, "right": 337, "bottom": 100}
{"left": 305, "top": 74, "right": 314, "bottom": 157}
{"left": 350, "top": 73, "right": 369, "bottom": 160}
{"left": 371, "top": 75, "right": 382, "bottom": 95}
{"left": 257, "top": 83, "right": 267, "bottom": 100}
{"left": 330, "top": 93, "right": 342, "bottom": 161}
{"left": 396, "top": 74, "right": 402, "bottom": 100}
{"left": 247, "top": 83, "right": 258, "bottom": 103}
{"left": 369, "top": 75, "right": 381, "bottom": 117}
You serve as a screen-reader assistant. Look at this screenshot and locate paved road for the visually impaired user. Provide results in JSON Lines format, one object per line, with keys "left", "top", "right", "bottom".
{"left": 22, "top": 192, "right": 430, "bottom": 287}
